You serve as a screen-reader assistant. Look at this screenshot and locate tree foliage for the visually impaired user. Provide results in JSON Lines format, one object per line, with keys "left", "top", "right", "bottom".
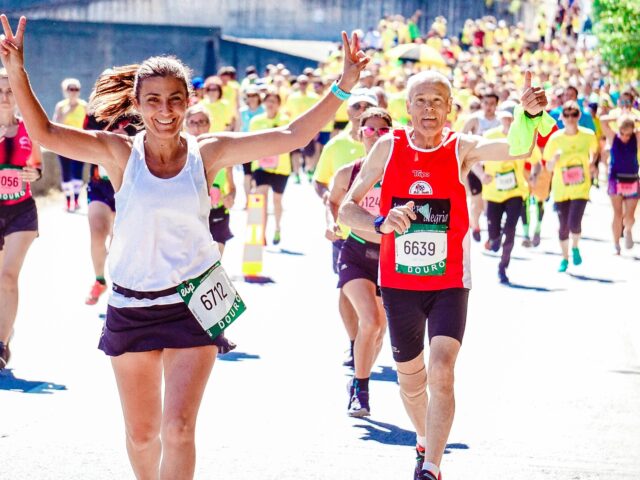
{"left": 593, "top": 0, "right": 640, "bottom": 74}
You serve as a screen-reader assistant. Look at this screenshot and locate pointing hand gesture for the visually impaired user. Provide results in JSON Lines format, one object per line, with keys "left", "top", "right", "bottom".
{"left": 0, "top": 15, "right": 26, "bottom": 72}
{"left": 338, "top": 31, "right": 370, "bottom": 92}
{"left": 520, "top": 71, "right": 548, "bottom": 117}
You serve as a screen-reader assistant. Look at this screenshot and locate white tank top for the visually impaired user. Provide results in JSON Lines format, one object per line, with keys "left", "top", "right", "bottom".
{"left": 108, "top": 132, "right": 220, "bottom": 308}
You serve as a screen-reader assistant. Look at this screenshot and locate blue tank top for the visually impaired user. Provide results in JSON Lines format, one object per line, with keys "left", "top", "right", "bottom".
{"left": 610, "top": 134, "right": 638, "bottom": 176}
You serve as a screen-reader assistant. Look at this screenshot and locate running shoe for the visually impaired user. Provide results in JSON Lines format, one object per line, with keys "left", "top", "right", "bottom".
{"left": 418, "top": 471, "right": 441, "bottom": 480}
{"left": 413, "top": 445, "right": 425, "bottom": 480}
{"left": 343, "top": 348, "right": 354, "bottom": 368}
{"left": 348, "top": 389, "right": 370, "bottom": 417}
{"left": 85, "top": 281, "right": 108, "bottom": 305}
{"left": 572, "top": 247, "right": 582, "bottom": 266}
{"left": 614, "top": 243, "right": 621, "bottom": 256}
{"left": 273, "top": 230, "right": 281, "bottom": 245}
{"left": 294, "top": 173, "right": 301, "bottom": 185}
{"left": 472, "top": 229, "right": 481, "bottom": 242}
{"left": 498, "top": 266, "right": 509, "bottom": 284}
{"left": 532, "top": 232, "right": 541, "bottom": 247}
{"left": 0, "top": 341, "right": 10, "bottom": 371}
{"left": 558, "top": 258, "right": 569, "bottom": 272}
{"left": 624, "top": 228, "right": 634, "bottom": 250}
{"left": 74, "top": 200, "right": 80, "bottom": 211}
{"left": 306, "top": 170, "right": 314, "bottom": 183}
{"left": 521, "top": 237, "right": 532, "bottom": 248}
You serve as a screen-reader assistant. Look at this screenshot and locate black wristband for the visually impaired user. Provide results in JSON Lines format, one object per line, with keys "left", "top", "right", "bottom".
{"left": 524, "top": 110, "right": 543, "bottom": 119}
{"left": 36, "top": 168, "right": 43, "bottom": 180}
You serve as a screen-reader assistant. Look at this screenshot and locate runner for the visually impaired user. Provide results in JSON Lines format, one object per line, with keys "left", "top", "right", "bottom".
{"left": 238, "top": 86, "right": 264, "bottom": 208}
{"left": 462, "top": 91, "right": 501, "bottom": 241}
{"left": 0, "top": 66, "right": 42, "bottom": 369}
{"left": 83, "top": 108, "right": 137, "bottom": 305}
{"left": 521, "top": 153, "right": 551, "bottom": 248}
{"left": 53, "top": 76, "right": 87, "bottom": 211}
{"left": 184, "top": 104, "right": 236, "bottom": 255}
{"left": 313, "top": 87, "right": 377, "bottom": 368}
{"left": 339, "top": 70, "right": 547, "bottom": 480}
{"left": 249, "top": 89, "right": 290, "bottom": 245}
{"left": 331, "top": 107, "right": 391, "bottom": 416}
{"left": 543, "top": 101, "right": 599, "bottom": 272}
{"left": 599, "top": 114, "right": 639, "bottom": 254}
{"left": 199, "top": 76, "right": 233, "bottom": 132}
{"left": 474, "top": 108, "right": 536, "bottom": 283}
{"left": 0, "top": 17, "right": 367, "bottom": 477}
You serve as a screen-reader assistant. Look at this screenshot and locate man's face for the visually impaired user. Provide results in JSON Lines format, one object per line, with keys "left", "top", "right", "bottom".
{"left": 481, "top": 96, "right": 498, "bottom": 117}
{"left": 406, "top": 80, "right": 452, "bottom": 137}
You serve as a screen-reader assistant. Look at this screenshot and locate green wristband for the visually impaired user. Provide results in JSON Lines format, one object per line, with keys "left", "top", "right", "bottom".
{"left": 330, "top": 82, "right": 351, "bottom": 101}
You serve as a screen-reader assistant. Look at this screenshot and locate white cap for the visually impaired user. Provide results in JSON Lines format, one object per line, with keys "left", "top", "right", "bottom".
{"left": 347, "top": 88, "right": 378, "bottom": 107}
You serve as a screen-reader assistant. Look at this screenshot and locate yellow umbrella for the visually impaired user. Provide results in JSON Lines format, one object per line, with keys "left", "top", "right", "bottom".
{"left": 386, "top": 43, "right": 447, "bottom": 68}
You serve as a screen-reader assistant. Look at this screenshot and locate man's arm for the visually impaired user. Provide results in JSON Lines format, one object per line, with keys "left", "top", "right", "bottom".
{"left": 459, "top": 134, "right": 534, "bottom": 176}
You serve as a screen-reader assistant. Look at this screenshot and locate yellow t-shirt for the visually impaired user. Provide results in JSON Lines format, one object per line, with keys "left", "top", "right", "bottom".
{"left": 284, "top": 91, "right": 319, "bottom": 119}
{"left": 58, "top": 99, "right": 87, "bottom": 128}
{"left": 222, "top": 80, "right": 239, "bottom": 108}
{"left": 543, "top": 127, "right": 598, "bottom": 202}
{"left": 313, "top": 130, "right": 365, "bottom": 185}
{"left": 249, "top": 113, "right": 291, "bottom": 176}
{"left": 388, "top": 91, "right": 410, "bottom": 125}
{"left": 334, "top": 102, "right": 349, "bottom": 123}
{"left": 482, "top": 128, "right": 531, "bottom": 202}
{"left": 200, "top": 99, "right": 233, "bottom": 132}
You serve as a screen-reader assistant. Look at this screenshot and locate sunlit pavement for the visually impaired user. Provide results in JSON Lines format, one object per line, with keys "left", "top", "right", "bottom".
{"left": 2, "top": 171, "right": 639, "bottom": 479}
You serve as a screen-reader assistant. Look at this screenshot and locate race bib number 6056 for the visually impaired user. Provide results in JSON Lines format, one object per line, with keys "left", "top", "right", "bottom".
{"left": 178, "top": 262, "right": 246, "bottom": 340}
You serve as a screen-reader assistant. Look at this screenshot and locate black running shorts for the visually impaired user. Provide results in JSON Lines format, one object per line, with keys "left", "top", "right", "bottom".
{"left": 381, "top": 287, "right": 469, "bottom": 363}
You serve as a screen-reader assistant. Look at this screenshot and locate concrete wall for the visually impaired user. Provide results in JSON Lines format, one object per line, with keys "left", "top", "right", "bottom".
{"left": 6, "top": 0, "right": 513, "bottom": 40}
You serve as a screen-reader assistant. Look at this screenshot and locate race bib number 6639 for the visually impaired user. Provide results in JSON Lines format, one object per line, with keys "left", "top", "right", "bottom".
{"left": 178, "top": 262, "right": 246, "bottom": 340}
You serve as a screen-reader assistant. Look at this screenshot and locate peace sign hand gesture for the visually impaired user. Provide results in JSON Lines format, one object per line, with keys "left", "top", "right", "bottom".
{"left": 338, "top": 31, "right": 370, "bottom": 92}
{"left": 520, "top": 71, "right": 548, "bottom": 117}
{"left": 0, "top": 15, "right": 26, "bottom": 72}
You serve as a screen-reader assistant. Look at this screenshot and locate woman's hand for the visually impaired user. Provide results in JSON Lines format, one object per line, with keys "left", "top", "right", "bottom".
{"left": 338, "top": 31, "right": 370, "bottom": 93}
{"left": 0, "top": 15, "right": 26, "bottom": 72}
{"left": 20, "top": 166, "right": 40, "bottom": 183}
{"left": 520, "top": 71, "right": 548, "bottom": 117}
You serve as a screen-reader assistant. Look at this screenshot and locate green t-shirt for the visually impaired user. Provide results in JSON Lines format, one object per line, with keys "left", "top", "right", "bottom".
{"left": 313, "top": 130, "right": 365, "bottom": 185}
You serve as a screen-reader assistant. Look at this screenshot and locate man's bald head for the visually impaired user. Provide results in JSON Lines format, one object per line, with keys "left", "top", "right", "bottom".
{"left": 406, "top": 71, "right": 452, "bottom": 101}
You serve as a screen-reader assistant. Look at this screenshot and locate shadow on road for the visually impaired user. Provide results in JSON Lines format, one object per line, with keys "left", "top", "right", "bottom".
{"left": 567, "top": 273, "right": 616, "bottom": 284}
{"left": 0, "top": 370, "right": 67, "bottom": 394}
{"left": 610, "top": 368, "right": 640, "bottom": 375}
{"left": 580, "top": 235, "right": 608, "bottom": 243}
{"left": 217, "top": 351, "right": 261, "bottom": 362}
{"left": 371, "top": 366, "right": 398, "bottom": 383}
{"left": 503, "top": 282, "right": 564, "bottom": 292}
{"left": 354, "top": 418, "right": 470, "bottom": 453}
{"left": 266, "top": 248, "right": 305, "bottom": 256}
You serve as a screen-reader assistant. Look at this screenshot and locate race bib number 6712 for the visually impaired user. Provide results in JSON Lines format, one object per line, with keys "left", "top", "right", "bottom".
{"left": 178, "top": 262, "right": 246, "bottom": 340}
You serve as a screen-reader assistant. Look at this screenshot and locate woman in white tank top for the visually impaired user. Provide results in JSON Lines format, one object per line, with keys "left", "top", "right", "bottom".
{"left": 1, "top": 16, "right": 369, "bottom": 479}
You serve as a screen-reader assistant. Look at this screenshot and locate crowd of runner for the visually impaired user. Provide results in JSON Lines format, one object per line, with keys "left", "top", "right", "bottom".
{"left": 0, "top": 3, "right": 638, "bottom": 480}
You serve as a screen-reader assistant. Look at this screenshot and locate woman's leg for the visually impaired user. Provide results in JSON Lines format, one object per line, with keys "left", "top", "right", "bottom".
{"left": 556, "top": 201, "right": 571, "bottom": 260}
{"left": 160, "top": 345, "right": 218, "bottom": 480}
{"left": 622, "top": 197, "right": 638, "bottom": 249}
{"left": 0, "top": 231, "right": 37, "bottom": 344}
{"left": 273, "top": 192, "right": 284, "bottom": 232}
{"left": 255, "top": 184, "right": 270, "bottom": 234}
{"left": 88, "top": 201, "right": 114, "bottom": 281}
{"left": 610, "top": 195, "right": 624, "bottom": 253}
{"left": 111, "top": 351, "right": 163, "bottom": 480}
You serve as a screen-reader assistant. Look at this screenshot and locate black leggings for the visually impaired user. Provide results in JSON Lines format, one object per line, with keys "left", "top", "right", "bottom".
{"left": 555, "top": 199, "right": 587, "bottom": 241}
{"left": 521, "top": 195, "right": 545, "bottom": 227}
{"left": 486, "top": 197, "right": 522, "bottom": 269}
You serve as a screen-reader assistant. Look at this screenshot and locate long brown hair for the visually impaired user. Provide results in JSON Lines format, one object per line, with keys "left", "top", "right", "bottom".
{"left": 90, "top": 56, "right": 192, "bottom": 128}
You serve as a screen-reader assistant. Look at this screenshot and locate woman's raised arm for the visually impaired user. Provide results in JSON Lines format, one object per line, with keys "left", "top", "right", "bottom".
{"left": 199, "top": 31, "right": 369, "bottom": 175}
{"left": 0, "top": 15, "right": 126, "bottom": 168}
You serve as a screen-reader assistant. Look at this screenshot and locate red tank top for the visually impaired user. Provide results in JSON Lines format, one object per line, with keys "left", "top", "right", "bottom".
{"left": 0, "top": 121, "right": 35, "bottom": 206}
{"left": 379, "top": 128, "right": 471, "bottom": 291}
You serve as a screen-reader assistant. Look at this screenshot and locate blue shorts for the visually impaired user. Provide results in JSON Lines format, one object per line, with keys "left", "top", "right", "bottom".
{"left": 316, "top": 131, "right": 331, "bottom": 146}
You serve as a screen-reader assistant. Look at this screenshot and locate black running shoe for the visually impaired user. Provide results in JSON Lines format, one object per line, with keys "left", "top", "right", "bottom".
{"left": 413, "top": 446, "right": 425, "bottom": 480}
{"left": 347, "top": 389, "right": 370, "bottom": 417}
{"left": 418, "top": 471, "right": 440, "bottom": 480}
{"left": 498, "top": 266, "right": 509, "bottom": 284}
{"left": 472, "top": 229, "right": 481, "bottom": 242}
{"left": 342, "top": 348, "right": 354, "bottom": 368}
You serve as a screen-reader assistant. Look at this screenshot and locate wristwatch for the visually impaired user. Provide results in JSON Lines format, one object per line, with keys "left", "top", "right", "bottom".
{"left": 374, "top": 215, "right": 386, "bottom": 234}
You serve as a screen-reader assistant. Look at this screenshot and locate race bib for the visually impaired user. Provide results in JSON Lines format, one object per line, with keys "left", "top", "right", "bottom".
{"left": 562, "top": 165, "right": 585, "bottom": 186}
{"left": 258, "top": 155, "right": 279, "bottom": 169}
{"left": 360, "top": 186, "right": 381, "bottom": 216}
{"left": 178, "top": 262, "right": 246, "bottom": 340}
{"left": 616, "top": 179, "right": 639, "bottom": 196}
{"left": 210, "top": 186, "right": 222, "bottom": 207}
{"left": 0, "top": 167, "right": 25, "bottom": 201}
{"left": 495, "top": 170, "right": 517, "bottom": 191}
{"left": 392, "top": 197, "right": 450, "bottom": 276}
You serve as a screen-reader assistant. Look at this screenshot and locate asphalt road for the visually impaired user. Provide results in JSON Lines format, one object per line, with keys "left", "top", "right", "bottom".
{"left": 1, "top": 172, "right": 639, "bottom": 480}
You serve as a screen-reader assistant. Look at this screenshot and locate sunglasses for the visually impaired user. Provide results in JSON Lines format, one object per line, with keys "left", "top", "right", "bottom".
{"left": 67, "top": 87, "right": 80, "bottom": 92}
{"left": 360, "top": 126, "right": 391, "bottom": 137}
{"left": 205, "top": 87, "right": 221, "bottom": 93}
{"left": 187, "top": 119, "right": 210, "bottom": 127}
{"left": 350, "top": 103, "right": 370, "bottom": 111}
{"left": 562, "top": 110, "right": 580, "bottom": 118}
